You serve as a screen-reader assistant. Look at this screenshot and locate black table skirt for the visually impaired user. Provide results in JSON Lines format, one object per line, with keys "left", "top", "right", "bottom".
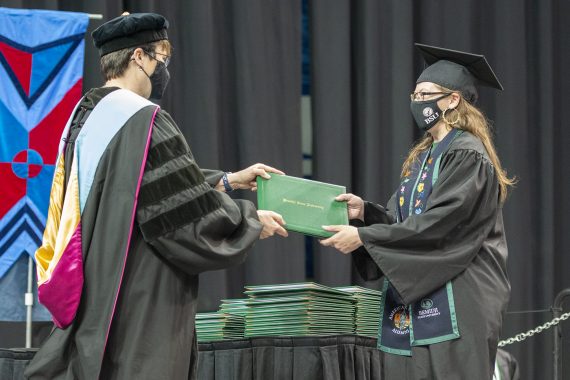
{"left": 1, "top": 336, "right": 518, "bottom": 380}
{"left": 1, "top": 335, "right": 381, "bottom": 380}
{"left": 197, "top": 335, "right": 381, "bottom": 380}
{"left": 0, "top": 348, "right": 38, "bottom": 380}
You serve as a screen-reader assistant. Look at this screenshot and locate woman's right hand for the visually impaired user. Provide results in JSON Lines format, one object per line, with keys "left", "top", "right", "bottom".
{"left": 336, "top": 193, "right": 365, "bottom": 221}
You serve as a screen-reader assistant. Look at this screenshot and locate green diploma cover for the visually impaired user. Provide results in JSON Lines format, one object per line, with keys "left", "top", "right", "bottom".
{"left": 256, "top": 174, "right": 348, "bottom": 238}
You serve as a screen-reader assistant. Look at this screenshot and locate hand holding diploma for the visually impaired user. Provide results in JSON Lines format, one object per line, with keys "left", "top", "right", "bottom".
{"left": 319, "top": 225, "right": 363, "bottom": 254}
{"left": 228, "top": 163, "right": 285, "bottom": 191}
{"left": 335, "top": 193, "right": 364, "bottom": 221}
{"left": 319, "top": 193, "right": 364, "bottom": 253}
{"left": 257, "top": 210, "right": 288, "bottom": 239}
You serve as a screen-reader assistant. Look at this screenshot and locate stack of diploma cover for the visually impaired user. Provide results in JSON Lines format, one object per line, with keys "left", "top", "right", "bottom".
{"left": 219, "top": 298, "right": 249, "bottom": 317}
{"left": 195, "top": 312, "right": 245, "bottom": 342}
{"left": 256, "top": 174, "right": 348, "bottom": 238}
{"left": 335, "top": 286, "right": 382, "bottom": 337}
{"left": 242, "top": 282, "right": 355, "bottom": 337}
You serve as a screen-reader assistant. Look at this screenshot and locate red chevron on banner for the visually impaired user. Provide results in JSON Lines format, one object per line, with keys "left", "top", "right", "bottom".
{"left": 0, "top": 163, "right": 26, "bottom": 217}
{"left": 30, "top": 79, "right": 82, "bottom": 165}
{"left": 0, "top": 40, "right": 32, "bottom": 96}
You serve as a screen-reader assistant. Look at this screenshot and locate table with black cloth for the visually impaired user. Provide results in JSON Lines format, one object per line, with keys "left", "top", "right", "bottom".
{"left": 0, "top": 348, "right": 37, "bottom": 380}
{"left": 1, "top": 335, "right": 381, "bottom": 380}
{"left": 197, "top": 335, "right": 381, "bottom": 380}
{"left": 1, "top": 336, "right": 521, "bottom": 380}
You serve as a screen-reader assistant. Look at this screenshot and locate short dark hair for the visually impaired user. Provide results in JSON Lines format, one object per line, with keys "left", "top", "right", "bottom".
{"left": 99, "top": 40, "right": 171, "bottom": 81}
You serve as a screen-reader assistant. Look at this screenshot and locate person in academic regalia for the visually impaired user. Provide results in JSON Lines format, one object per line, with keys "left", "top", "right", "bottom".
{"left": 320, "top": 44, "right": 515, "bottom": 379}
{"left": 25, "top": 12, "right": 288, "bottom": 380}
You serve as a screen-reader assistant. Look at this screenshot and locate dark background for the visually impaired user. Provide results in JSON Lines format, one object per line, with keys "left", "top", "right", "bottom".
{"left": 1, "top": 0, "right": 569, "bottom": 379}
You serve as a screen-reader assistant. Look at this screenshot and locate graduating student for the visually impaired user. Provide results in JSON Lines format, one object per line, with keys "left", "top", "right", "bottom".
{"left": 25, "top": 13, "right": 287, "bottom": 380}
{"left": 321, "top": 44, "right": 514, "bottom": 379}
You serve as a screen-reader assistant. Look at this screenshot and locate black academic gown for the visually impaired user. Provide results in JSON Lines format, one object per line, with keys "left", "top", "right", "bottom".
{"left": 25, "top": 88, "right": 262, "bottom": 380}
{"left": 353, "top": 131, "right": 510, "bottom": 380}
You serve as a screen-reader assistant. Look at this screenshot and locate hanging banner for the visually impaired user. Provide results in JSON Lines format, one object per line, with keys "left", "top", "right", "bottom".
{"left": 0, "top": 7, "right": 88, "bottom": 320}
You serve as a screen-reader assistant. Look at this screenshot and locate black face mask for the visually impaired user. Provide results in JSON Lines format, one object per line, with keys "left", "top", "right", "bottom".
{"left": 140, "top": 61, "right": 170, "bottom": 100}
{"left": 410, "top": 94, "right": 448, "bottom": 131}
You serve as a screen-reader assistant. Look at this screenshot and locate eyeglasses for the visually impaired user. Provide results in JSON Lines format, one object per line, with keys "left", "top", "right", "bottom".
{"left": 143, "top": 49, "right": 171, "bottom": 67}
{"left": 410, "top": 91, "right": 452, "bottom": 101}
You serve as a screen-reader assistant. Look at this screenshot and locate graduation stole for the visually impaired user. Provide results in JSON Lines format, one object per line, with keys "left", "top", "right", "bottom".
{"left": 378, "top": 128, "right": 462, "bottom": 356}
{"left": 35, "top": 90, "right": 157, "bottom": 328}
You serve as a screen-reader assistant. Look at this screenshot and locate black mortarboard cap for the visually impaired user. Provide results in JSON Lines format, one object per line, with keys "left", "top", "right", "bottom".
{"left": 415, "top": 43, "right": 503, "bottom": 103}
{"left": 92, "top": 13, "right": 169, "bottom": 57}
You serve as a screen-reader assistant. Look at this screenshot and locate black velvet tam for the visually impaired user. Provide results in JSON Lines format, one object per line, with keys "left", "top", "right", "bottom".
{"left": 92, "top": 13, "right": 169, "bottom": 56}
{"left": 415, "top": 43, "right": 503, "bottom": 103}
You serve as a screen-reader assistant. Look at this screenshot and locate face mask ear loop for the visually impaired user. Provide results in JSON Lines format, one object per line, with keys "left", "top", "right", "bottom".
{"left": 130, "top": 53, "right": 152, "bottom": 78}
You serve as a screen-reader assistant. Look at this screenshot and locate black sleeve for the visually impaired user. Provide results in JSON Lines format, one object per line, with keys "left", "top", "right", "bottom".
{"left": 357, "top": 149, "right": 500, "bottom": 304}
{"left": 363, "top": 193, "right": 398, "bottom": 226}
{"left": 136, "top": 111, "right": 262, "bottom": 275}
{"left": 201, "top": 169, "right": 224, "bottom": 188}
{"left": 352, "top": 194, "right": 397, "bottom": 281}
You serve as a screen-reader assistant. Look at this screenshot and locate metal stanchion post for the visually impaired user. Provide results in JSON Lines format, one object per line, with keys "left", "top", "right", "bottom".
{"left": 25, "top": 256, "right": 34, "bottom": 348}
{"left": 553, "top": 289, "right": 570, "bottom": 380}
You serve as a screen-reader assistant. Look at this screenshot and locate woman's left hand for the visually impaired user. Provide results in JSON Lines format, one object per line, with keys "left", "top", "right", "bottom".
{"left": 319, "top": 225, "right": 363, "bottom": 254}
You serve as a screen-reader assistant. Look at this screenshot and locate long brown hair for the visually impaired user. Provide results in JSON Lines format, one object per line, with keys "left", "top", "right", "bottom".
{"left": 402, "top": 85, "right": 515, "bottom": 203}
